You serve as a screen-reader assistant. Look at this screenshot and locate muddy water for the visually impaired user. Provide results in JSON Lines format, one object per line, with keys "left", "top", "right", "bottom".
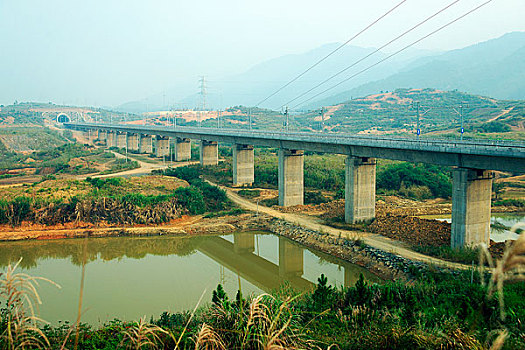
{"left": 0, "top": 232, "right": 380, "bottom": 325}
{"left": 419, "top": 212, "right": 524, "bottom": 242}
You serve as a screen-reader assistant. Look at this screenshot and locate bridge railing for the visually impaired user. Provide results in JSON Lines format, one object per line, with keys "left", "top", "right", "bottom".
{"left": 66, "top": 122, "right": 525, "bottom": 153}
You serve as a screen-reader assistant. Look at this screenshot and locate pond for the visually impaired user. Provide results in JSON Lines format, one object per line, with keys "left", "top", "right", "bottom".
{"left": 0, "top": 232, "right": 380, "bottom": 325}
{"left": 418, "top": 212, "right": 525, "bottom": 242}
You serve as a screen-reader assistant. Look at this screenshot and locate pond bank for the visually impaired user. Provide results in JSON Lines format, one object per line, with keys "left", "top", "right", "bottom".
{"left": 0, "top": 211, "right": 421, "bottom": 281}
{"left": 0, "top": 213, "right": 269, "bottom": 241}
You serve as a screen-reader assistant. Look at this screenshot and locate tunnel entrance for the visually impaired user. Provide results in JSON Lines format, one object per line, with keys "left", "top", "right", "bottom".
{"left": 56, "top": 113, "right": 71, "bottom": 123}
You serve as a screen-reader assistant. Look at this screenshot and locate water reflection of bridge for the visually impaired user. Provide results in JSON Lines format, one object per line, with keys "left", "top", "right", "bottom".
{"left": 0, "top": 233, "right": 372, "bottom": 291}
{"left": 198, "top": 233, "right": 365, "bottom": 291}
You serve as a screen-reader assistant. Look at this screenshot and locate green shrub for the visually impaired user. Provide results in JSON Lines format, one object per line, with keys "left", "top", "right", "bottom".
{"left": 237, "top": 189, "right": 261, "bottom": 199}
{"left": 493, "top": 199, "right": 525, "bottom": 207}
{"left": 305, "top": 190, "right": 329, "bottom": 205}
{"left": 377, "top": 163, "right": 452, "bottom": 198}
{"left": 476, "top": 121, "right": 511, "bottom": 133}
{"left": 174, "top": 186, "right": 205, "bottom": 215}
{"left": 399, "top": 184, "right": 433, "bottom": 200}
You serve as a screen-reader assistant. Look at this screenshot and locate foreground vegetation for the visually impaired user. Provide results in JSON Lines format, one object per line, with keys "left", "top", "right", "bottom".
{"left": 1, "top": 254, "right": 524, "bottom": 349}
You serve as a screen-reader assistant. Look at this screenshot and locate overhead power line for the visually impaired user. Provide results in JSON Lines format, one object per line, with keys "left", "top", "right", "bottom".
{"left": 291, "top": 0, "right": 494, "bottom": 109}
{"left": 281, "top": 0, "right": 460, "bottom": 109}
{"left": 254, "top": 0, "right": 409, "bottom": 107}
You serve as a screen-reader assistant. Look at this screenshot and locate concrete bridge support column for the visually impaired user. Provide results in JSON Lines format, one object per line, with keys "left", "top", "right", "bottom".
{"left": 279, "top": 237, "right": 304, "bottom": 277}
{"left": 200, "top": 140, "right": 218, "bottom": 166}
{"left": 156, "top": 136, "right": 170, "bottom": 157}
{"left": 233, "top": 232, "right": 255, "bottom": 254}
{"left": 99, "top": 130, "right": 107, "bottom": 146}
{"left": 278, "top": 149, "right": 304, "bottom": 206}
{"left": 139, "top": 134, "right": 153, "bottom": 154}
{"left": 233, "top": 144, "right": 254, "bottom": 186}
{"left": 451, "top": 168, "right": 493, "bottom": 248}
{"left": 83, "top": 131, "right": 91, "bottom": 144}
{"left": 116, "top": 133, "right": 127, "bottom": 149}
{"left": 91, "top": 129, "right": 99, "bottom": 142}
{"left": 126, "top": 133, "right": 139, "bottom": 152}
{"left": 174, "top": 138, "right": 191, "bottom": 161}
{"left": 345, "top": 156, "right": 376, "bottom": 224}
{"left": 107, "top": 131, "right": 117, "bottom": 148}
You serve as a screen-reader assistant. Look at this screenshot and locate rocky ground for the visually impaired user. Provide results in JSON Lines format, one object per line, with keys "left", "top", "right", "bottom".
{"left": 260, "top": 195, "right": 521, "bottom": 258}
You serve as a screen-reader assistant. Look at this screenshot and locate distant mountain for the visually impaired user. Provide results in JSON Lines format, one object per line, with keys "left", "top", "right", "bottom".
{"left": 116, "top": 44, "right": 434, "bottom": 112}
{"left": 309, "top": 32, "right": 525, "bottom": 108}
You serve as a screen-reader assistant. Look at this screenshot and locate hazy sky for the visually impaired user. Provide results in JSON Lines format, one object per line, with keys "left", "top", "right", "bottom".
{"left": 1, "top": 0, "right": 524, "bottom": 107}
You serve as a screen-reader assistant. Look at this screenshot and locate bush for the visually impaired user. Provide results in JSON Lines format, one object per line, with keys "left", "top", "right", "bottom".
{"left": 493, "top": 199, "right": 525, "bottom": 207}
{"left": 192, "top": 180, "right": 228, "bottom": 211}
{"left": 305, "top": 191, "right": 329, "bottom": 205}
{"left": 476, "top": 121, "right": 511, "bottom": 133}
{"left": 163, "top": 166, "right": 201, "bottom": 183}
{"left": 174, "top": 186, "right": 206, "bottom": 215}
{"left": 237, "top": 189, "right": 261, "bottom": 199}
{"left": 86, "top": 177, "right": 124, "bottom": 189}
{"left": 399, "top": 184, "right": 433, "bottom": 200}
{"left": 3, "top": 197, "right": 32, "bottom": 226}
{"left": 377, "top": 163, "right": 452, "bottom": 198}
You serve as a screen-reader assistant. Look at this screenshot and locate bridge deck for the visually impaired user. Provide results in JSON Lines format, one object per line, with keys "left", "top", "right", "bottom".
{"left": 66, "top": 123, "right": 525, "bottom": 173}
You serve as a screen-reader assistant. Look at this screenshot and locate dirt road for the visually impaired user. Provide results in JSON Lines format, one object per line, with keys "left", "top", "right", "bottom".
{"left": 93, "top": 152, "right": 194, "bottom": 178}
{"left": 222, "top": 186, "right": 470, "bottom": 270}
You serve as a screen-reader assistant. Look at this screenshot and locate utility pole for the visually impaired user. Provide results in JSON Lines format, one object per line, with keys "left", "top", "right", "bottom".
{"left": 284, "top": 106, "right": 289, "bottom": 132}
{"left": 414, "top": 102, "right": 421, "bottom": 140}
{"left": 217, "top": 110, "right": 221, "bottom": 128}
{"left": 453, "top": 104, "right": 467, "bottom": 141}
{"left": 248, "top": 107, "right": 252, "bottom": 130}
{"left": 320, "top": 107, "right": 325, "bottom": 132}
{"left": 411, "top": 102, "right": 431, "bottom": 140}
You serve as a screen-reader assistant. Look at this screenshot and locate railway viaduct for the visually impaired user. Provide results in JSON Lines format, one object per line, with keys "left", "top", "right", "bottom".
{"left": 65, "top": 122, "right": 525, "bottom": 248}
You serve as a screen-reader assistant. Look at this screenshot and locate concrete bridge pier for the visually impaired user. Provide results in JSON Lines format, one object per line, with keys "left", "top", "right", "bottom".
{"left": 83, "top": 130, "right": 94, "bottom": 144}
{"left": 107, "top": 131, "right": 117, "bottom": 148}
{"left": 233, "top": 144, "right": 254, "bottom": 186}
{"left": 278, "top": 237, "right": 304, "bottom": 277}
{"left": 98, "top": 130, "right": 107, "bottom": 146}
{"left": 116, "top": 132, "right": 127, "bottom": 149}
{"left": 451, "top": 168, "right": 494, "bottom": 248}
{"left": 139, "top": 134, "right": 153, "bottom": 154}
{"left": 345, "top": 156, "right": 376, "bottom": 223}
{"left": 174, "top": 138, "right": 191, "bottom": 161}
{"left": 91, "top": 129, "right": 100, "bottom": 142}
{"left": 278, "top": 149, "right": 304, "bottom": 206}
{"left": 126, "top": 133, "right": 139, "bottom": 152}
{"left": 200, "top": 140, "right": 218, "bottom": 166}
{"left": 156, "top": 136, "right": 170, "bottom": 157}
{"left": 233, "top": 232, "right": 255, "bottom": 254}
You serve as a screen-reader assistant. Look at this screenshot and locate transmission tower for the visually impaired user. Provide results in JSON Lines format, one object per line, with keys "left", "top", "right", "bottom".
{"left": 199, "top": 76, "right": 207, "bottom": 111}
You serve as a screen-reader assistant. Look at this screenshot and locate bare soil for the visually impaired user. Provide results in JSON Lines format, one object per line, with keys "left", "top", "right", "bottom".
{"left": 0, "top": 213, "right": 267, "bottom": 241}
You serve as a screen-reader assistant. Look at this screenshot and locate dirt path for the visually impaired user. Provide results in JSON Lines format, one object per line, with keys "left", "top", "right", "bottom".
{"left": 222, "top": 186, "right": 470, "bottom": 270}
{"left": 93, "top": 152, "right": 170, "bottom": 178}
{"left": 487, "top": 108, "right": 512, "bottom": 122}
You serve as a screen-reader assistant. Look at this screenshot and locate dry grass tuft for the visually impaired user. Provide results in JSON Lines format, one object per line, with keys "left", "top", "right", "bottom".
{"left": 0, "top": 258, "right": 60, "bottom": 349}
{"left": 194, "top": 323, "right": 226, "bottom": 350}
{"left": 121, "top": 317, "right": 167, "bottom": 350}
{"left": 481, "top": 223, "right": 525, "bottom": 321}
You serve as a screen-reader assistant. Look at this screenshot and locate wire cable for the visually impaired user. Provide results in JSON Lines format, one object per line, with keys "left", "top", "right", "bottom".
{"left": 290, "top": 0, "right": 494, "bottom": 109}
{"left": 281, "top": 0, "right": 460, "bottom": 109}
{"left": 254, "top": 0, "right": 409, "bottom": 107}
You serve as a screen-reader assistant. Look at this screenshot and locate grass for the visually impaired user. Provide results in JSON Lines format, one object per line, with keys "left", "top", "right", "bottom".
{"left": 413, "top": 245, "right": 479, "bottom": 264}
